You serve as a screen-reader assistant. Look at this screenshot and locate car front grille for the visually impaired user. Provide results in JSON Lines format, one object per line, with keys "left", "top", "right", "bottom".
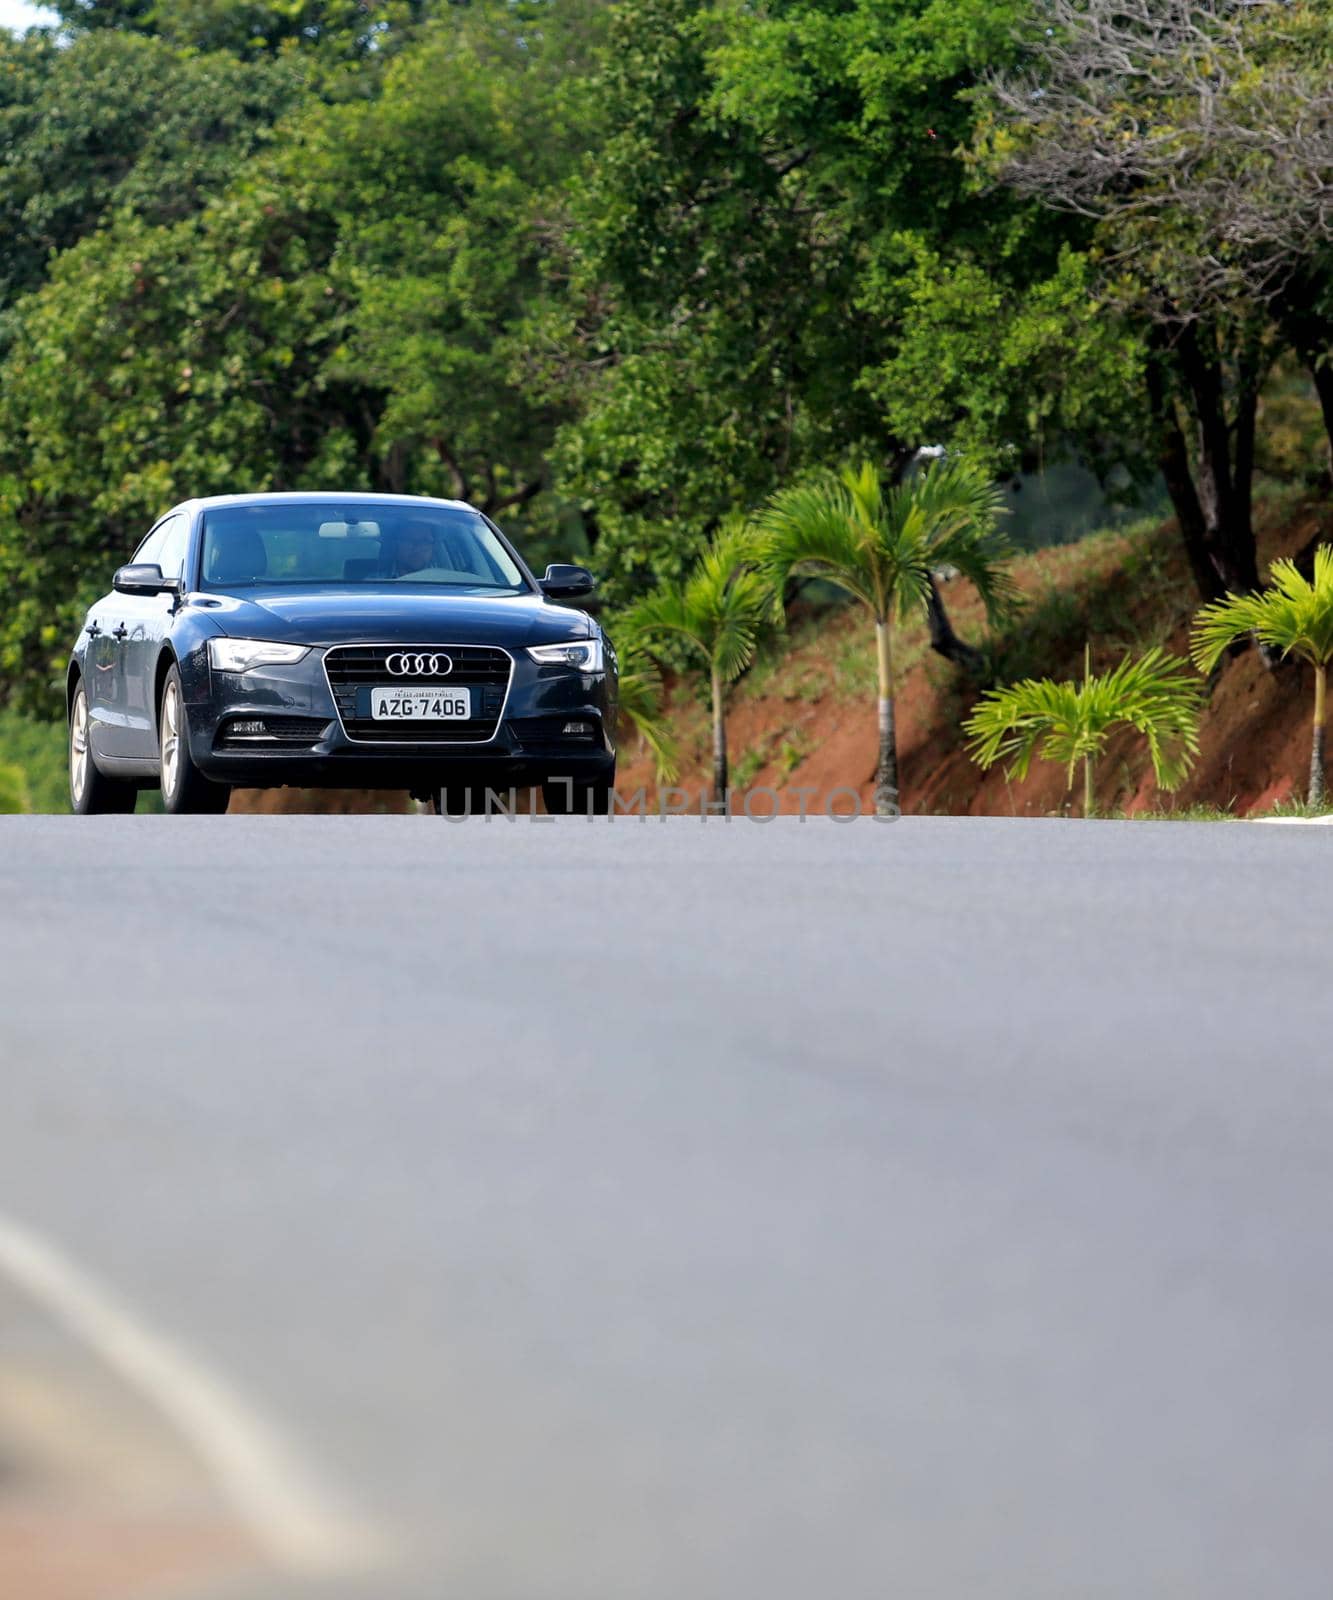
{"left": 322, "top": 644, "right": 513, "bottom": 744}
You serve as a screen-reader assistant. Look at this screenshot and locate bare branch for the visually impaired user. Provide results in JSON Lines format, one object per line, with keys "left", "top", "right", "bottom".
{"left": 983, "top": 0, "right": 1333, "bottom": 314}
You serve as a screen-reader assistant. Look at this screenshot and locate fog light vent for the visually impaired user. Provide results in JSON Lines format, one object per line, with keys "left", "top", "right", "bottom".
{"left": 562, "top": 721, "right": 595, "bottom": 736}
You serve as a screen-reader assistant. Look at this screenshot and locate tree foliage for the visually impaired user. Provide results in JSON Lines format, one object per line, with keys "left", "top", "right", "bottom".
{"left": 762, "top": 457, "right": 1014, "bottom": 810}
{"left": 1192, "top": 546, "right": 1333, "bottom": 802}
{"left": 50, "top": 0, "right": 433, "bottom": 60}
{"left": 626, "top": 521, "right": 772, "bottom": 797}
{"left": 0, "top": 0, "right": 1327, "bottom": 732}
{"left": 965, "top": 646, "right": 1202, "bottom": 813}
{"left": 980, "top": 0, "right": 1333, "bottom": 598}
{"left": 763, "top": 459, "right": 1015, "bottom": 628}
{"left": 0, "top": 29, "right": 304, "bottom": 308}
{"left": 1193, "top": 549, "right": 1333, "bottom": 678}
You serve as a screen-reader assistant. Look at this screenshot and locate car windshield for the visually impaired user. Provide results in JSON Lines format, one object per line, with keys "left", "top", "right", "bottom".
{"left": 198, "top": 503, "right": 528, "bottom": 593}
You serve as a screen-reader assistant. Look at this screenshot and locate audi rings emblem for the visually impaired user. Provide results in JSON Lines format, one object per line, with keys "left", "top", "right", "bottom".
{"left": 386, "top": 651, "right": 454, "bottom": 677}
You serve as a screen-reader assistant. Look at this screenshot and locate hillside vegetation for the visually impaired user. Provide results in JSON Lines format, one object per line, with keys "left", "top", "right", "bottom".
{"left": 0, "top": 0, "right": 1329, "bottom": 813}
{"left": 619, "top": 490, "right": 1333, "bottom": 817}
{"left": 3, "top": 488, "right": 1330, "bottom": 815}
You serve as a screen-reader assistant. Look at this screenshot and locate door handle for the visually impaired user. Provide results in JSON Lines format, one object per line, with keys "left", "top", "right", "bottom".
{"left": 113, "top": 623, "right": 128, "bottom": 640}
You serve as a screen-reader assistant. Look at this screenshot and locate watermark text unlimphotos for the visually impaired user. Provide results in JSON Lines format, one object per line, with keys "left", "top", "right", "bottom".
{"left": 441, "top": 781, "right": 902, "bottom": 822}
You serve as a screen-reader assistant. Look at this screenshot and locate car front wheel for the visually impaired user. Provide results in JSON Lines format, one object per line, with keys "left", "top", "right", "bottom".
{"left": 69, "top": 680, "right": 137, "bottom": 814}
{"left": 159, "top": 666, "right": 230, "bottom": 814}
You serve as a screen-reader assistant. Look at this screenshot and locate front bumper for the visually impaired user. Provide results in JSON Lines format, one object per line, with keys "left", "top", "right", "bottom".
{"left": 182, "top": 643, "right": 616, "bottom": 789}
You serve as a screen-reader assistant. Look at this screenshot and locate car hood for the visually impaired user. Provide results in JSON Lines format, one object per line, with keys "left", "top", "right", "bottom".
{"left": 197, "top": 588, "right": 594, "bottom": 647}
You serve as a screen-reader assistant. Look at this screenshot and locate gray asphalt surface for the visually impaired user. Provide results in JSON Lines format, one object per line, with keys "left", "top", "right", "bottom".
{"left": 2, "top": 814, "right": 1332, "bottom": 1600}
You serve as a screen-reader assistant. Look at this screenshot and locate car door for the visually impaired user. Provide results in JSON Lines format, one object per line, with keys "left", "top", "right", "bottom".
{"left": 81, "top": 592, "right": 123, "bottom": 763}
{"left": 121, "top": 512, "right": 189, "bottom": 759}
{"left": 99, "top": 518, "right": 168, "bottom": 759}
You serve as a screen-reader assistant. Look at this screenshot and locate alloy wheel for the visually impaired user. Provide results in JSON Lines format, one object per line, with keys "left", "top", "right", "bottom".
{"left": 161, "top": 679, "right": 181, "bottom": 802}
{"left": 70, "top": 688, "right": 89, "bottom": 807}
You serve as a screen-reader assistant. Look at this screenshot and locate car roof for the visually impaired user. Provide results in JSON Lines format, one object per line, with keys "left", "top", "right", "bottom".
{"left": 176, "top": 492, "right": 479, "bottom": 515}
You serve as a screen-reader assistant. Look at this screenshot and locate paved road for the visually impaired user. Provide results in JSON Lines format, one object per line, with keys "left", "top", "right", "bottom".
{"left": 2, "top": 815, "right": 1332, "bottom": 1600}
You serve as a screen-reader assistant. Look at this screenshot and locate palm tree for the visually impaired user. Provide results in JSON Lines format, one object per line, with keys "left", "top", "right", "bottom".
{"left": 761, "top": 458, "right": 1015, "bottom": 815}
{"left": 965, "top": 646, "right": 1202, "bottom": 816}
{"left": 1191, "top": 545, "right": 1333, "bottom": 805}
{"left": 615, "top": 646, "right": 679, "bottom": 784}
{"left": 626, "top": 522, "right": 771, "bottom": 803}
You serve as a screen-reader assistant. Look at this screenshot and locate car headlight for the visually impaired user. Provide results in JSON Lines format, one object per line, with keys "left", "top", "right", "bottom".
{"left": 208, "top": 638, "right": 310, "bottom": 673}
{"left": 527, "top": 639, "right": 604, "bottom": 672}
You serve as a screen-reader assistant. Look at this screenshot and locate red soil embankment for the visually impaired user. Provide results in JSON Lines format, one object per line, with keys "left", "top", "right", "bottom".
{"left": 618, "top": 494, "right": 1333, "bottom": 817}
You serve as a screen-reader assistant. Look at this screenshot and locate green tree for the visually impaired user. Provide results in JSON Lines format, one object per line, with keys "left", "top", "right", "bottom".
{"left": 980, "top": 0, "right": 1333, "bottom": 597}
{"left": 0, "top": 30, "right": 304, "bottom": 307}
{"left": 539, "top": 0, "right": 899, "bottom": 603}
{"left": 1192, "top": 547, "right": 1333, "bottom": 805}
{"left": 965, "top": 647, "right": 1202, "bottom": 817}
{"left": 296, "top": 1, "right": 608, "bottom": 535}
{"left": 626, "top": 523, "right": 771, "bottom": 802}
{"left": 862, "top": 243, "right": 1154, "bottom": 495}
{"left": 762, "top": 459, "right": 1014, "bottom": 815}
{"left": 0, "top": 187, "right": 351, "bottom": 711}
{"left": 49, "top": 0, "right": 431, "bottom": 61}
{"left": 0, "top": 2, "right": 606, "bottom": 711}
{"left": 614, "top": 648, "right": 679, "bottom": 785}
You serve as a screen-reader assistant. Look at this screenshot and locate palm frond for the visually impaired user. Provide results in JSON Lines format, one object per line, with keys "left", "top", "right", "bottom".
{"left": 1192, "top": 545, "right": 1333, "bottom": 672}
{"left": 624, "top": 586, "right": 709, "bottom": 665}
{"left": 615, "top": 650, "right": 679, "bottom": 784}
{"left": 762, "top": 455, "right": 1015, "bottom": 635}
{"left": 935, "top": 521, "right": 1023, "bottom": 626}
{"left": 628, "top": 521, "right": 773, "bottom": 687}
{"left": 759, "top": 475, "right": 882, "bottom": 613}
{"left": 839, "top": 459, "right": 885, "bottom": 532}
{"left": 887, "top": 457, "right": 1006, "bottom": 548}
{"left": 965, "top": 647, "right": 1201, "bottom": 793}
{"left": 965, "top": 677, "right": 1089, "bottom": 785}
{"left": 711, "top": 566, "right": 770, "bottom": 681}
{"left": 909, "top": 459, "right": 1019, "bottom": 627}
{"left": 1095, "top": 647, "right": 1202, "bottom": 790}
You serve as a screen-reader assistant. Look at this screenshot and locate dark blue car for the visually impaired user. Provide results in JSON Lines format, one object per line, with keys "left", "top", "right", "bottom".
{"left": 67, "top": 493, "right": 617, "bottom": 815}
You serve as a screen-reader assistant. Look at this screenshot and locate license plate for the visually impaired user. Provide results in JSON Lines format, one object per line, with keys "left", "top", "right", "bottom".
{"left": 370, "top": 685, "right": 472, "bottom": 721}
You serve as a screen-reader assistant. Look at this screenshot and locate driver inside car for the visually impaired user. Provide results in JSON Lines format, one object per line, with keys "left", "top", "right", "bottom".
{"left": 382, "top": 520, "right": 438, "bottom": 578}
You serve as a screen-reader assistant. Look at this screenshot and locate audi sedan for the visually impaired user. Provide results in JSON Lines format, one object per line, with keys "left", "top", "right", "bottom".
{"left": 67, "top": 493, "right": 617, "bottom": 815}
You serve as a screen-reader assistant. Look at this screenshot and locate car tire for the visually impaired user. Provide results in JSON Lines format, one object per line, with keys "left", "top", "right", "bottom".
{"left": 542, "top": 770, "right": 614, "bottom": 816}
{"left": 159, "top": 665, "right": 230, "bottom": 814}
{"left": 69, "top": 679, "right": 137, "bottom": 814}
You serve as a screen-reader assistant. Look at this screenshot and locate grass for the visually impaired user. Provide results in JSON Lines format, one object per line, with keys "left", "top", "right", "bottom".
{"left": 776, "top": 733, "right": 811, "bottom": 780}
{"left": 1253, "top": 798, "right": 1333, "bottom": 820}
{"left": 0, "top": 762, "right": 29, "bottom": 813}
{"left": 731, "top": 743, "right": 769, "bottom": 789}
{"left": 0, "top": 710, "right": 69, "bottom": 813}
{"left": 1124, "top": 802, "right": 1240, "bottom": 821}
{"left": 985, "top": 520, "right": 1188, "bottom": 688}
{"left": 0, "top": 707, "right": 165, "bottom": 813}
{"left": 1121, "top": 798, "right": 1333, "bottom": 820}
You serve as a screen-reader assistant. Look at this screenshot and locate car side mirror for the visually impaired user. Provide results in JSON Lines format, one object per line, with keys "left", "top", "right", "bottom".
{"left": 113, "top": 562, "right": 177, "bottom": 596}
{"left": 540, "top": 563, "right": 595, "bottom": 600}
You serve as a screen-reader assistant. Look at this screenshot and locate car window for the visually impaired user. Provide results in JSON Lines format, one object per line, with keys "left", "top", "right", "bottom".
{"left": 131, "top": 520, "right": 168, "bottom": 567}
{"left": 155, "top": 514, "right": 189, "bottom": 584}
{"left": 199, "top": 503, "right": 529, "bottom": 592}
